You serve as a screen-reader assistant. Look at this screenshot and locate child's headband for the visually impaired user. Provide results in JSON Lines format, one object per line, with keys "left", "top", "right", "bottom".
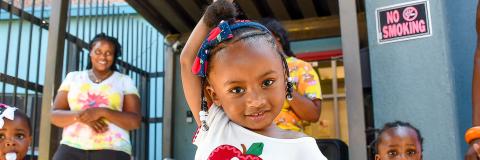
{"left": 0, "top": 104, "right": 17, "bottom": 129}
{"left": 192, "top": 20, "right": 271, "bottom": 77}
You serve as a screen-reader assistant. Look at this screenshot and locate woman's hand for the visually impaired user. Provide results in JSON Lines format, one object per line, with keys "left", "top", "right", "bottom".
{"left": 466, "top": 139, "right": 480, "bottom": 160}
{"left": 76, "top": 108, "right": 110, "bottom": 133}
{"left": 77, "top": 107, "right": 106, "bottom": 123}
{"left": 86, "top": 119, "right": 109, "bottom": 133}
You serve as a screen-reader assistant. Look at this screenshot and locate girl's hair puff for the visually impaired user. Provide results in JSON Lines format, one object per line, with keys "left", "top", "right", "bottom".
{"left": 203, "top": 0, "right": 237, "bottom": 28}
{"left": 202, "top": 0, "right": 287, "bottom": 78}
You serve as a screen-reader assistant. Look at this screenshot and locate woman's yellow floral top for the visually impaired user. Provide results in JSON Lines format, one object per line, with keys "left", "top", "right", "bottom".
{"left": 274, "top": 57, "right": 322, "bottom": 132}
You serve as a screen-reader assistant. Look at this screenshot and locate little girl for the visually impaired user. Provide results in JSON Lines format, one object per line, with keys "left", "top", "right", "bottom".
{"left": 375, "top": 121, "right": 423, "bottom": 160}
{"left": 0, "top": 104, "right": 32, "bottom": 160}
{"left": 180, "top": 0, "right": 327, "bottom": 159}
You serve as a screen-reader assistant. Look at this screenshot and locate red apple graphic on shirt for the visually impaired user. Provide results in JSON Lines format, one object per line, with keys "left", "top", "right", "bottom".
{"left": 208, "top": 142, "right": 264, "bottom": 160}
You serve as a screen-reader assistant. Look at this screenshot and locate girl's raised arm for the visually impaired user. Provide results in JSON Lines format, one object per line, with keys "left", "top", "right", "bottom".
{"left": 179, "top": 16, "right": 210, "bottom": 126}
{"left": 180, "top": 0, "right": 234, "bottom": 126}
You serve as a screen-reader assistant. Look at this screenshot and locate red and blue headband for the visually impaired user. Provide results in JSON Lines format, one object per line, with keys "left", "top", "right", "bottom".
{"left": 192, "top": 20, "right": 271, "bottom": 77}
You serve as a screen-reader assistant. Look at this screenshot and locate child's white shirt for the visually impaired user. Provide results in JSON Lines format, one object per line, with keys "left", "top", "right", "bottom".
{"left": 193, "top": 105, "right": 328, "bottom": 160}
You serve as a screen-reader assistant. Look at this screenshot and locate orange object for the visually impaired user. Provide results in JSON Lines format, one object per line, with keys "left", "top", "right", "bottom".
{"left": 465, "top": 126, "right": 480, "bottom": 144}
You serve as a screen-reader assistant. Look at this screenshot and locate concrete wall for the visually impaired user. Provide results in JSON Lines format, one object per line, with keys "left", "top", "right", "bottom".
{"left": 365, "top": 0, "right": 477, "bottom": 159}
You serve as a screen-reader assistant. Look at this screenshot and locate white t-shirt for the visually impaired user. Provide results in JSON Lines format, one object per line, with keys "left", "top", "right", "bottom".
{"left": 193, "top": 105, "right": 327, "bottom": 160}
{"left": 58, "top": 70, "right": 139, "bottom": 155}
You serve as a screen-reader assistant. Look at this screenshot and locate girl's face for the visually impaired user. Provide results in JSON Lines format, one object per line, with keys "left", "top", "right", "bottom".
{"left": 375, "top": 127, "right": 422, "bottom": 160}
{"left": 90, "top": 40, "right": 115, "bottom": 72}
{"left": 0, "top": 118, "right": 31, "bottom": 160}
{"left": 207, "top": 40, "right": 286, "bottom": 130}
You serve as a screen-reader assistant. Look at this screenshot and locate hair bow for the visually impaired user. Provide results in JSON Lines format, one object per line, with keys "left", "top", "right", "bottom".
{"left": 192, "top": 20, "right": 271, "bottom": 78}
{"left": 0, "top": 104, "right": 17, "bottom": 129}
{"left": 192, "top": 20, "right": 234, "bottom": 77}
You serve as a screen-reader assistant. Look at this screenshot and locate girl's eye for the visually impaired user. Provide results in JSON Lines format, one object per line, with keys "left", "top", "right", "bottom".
{"left": 105, "top": 51, "right": 113, "bottom": 56}
{"left": 387, "top": 151, "right": 397, "bottom": 157}
{"left": 262, "top": 79, "right": 274, "bottom": 88}
{"left": 230, "top": 87, "right": 245, "bottom": 94}
{"left": 0, "top": 134, "right": 5, "bottom": 140}
{"left": 95, "top": 50, "right": 101, "bottom": 55}
{"left": 407, "top": 150, "right": 417, "bottom": 156}
{"left": 15, "top": 134, "right": 25, "bottom": 140}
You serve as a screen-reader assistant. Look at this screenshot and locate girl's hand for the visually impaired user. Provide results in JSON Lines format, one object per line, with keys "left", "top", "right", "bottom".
{"left": 77, "top": 107, "right": 106, "bottom": 123}
{"left": 466, "top": 139, "right": 480, "bottom": 160}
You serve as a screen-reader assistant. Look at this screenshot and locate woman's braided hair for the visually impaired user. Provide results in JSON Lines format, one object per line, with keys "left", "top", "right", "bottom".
{"left": 86, "top": 33, "right": 122, "bottom": 71}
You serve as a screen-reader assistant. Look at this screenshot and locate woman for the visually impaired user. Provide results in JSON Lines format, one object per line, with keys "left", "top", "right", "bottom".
{"left": 259, "top": 18, "right": 323, "bottom": 132}
{"left": 51, "top": 33, "right": 141, "bottom": 160}
{"left": 467, "top": 2, "right": 480, "bottom": 159}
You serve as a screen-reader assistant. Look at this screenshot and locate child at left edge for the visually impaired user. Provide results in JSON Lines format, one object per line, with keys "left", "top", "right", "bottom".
{"left": 0, "top": 104, "right": 32, "bottom": 160}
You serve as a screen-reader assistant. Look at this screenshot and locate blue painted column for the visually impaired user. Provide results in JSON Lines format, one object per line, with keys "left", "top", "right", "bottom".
{"left": 365, "top": 0, "right": 476, "bottom": 159}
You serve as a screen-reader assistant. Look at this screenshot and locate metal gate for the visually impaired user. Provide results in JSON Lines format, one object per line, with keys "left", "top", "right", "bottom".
{"left": 0, "top": 0, "right": 164, "bottom": 159}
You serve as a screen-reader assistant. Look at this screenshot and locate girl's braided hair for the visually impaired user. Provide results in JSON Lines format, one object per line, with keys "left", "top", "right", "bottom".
{"left": 194, "top": 0, "right": 293, "bottom": 130}
{"left": 86, "top": 33, "right": 122, "bottom": 71}
{"left": 374, "top": 121, "right": 424, "bottom": 154}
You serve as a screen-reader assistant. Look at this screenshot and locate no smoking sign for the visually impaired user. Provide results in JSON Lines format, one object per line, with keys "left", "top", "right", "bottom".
{"left": 376, "top": 0, "right": 432, "bottom": 44}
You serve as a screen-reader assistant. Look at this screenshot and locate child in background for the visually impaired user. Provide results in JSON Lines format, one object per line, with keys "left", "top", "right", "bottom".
{"left": 180, "top": 0, "right": 326, "bottom": 159}
{"left": 259, "top": 18, "right": 323, "bottom": 133}
{"left": 0, "top": 104, "right": 32, "bottom": 160}
{"left": 375, "top": 121, "right": 423, "bottom": 160}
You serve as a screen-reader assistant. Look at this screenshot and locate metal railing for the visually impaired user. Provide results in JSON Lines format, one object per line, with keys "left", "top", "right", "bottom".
{"left": 0, "top": 0, "right": 164, "bottom": 159}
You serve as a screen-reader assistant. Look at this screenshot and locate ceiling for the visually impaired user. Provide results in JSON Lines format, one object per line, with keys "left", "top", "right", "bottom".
{"left": 125, "top": 0, "right": 366, "bottom": 42}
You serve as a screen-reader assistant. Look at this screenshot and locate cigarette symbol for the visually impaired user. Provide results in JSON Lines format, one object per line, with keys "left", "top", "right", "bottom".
{"left": 403, "top": 7, "right": 418, "bottom": 21}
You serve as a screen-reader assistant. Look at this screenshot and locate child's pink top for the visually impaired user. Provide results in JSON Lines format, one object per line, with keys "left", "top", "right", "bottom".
{"left": 193, "top": 105, "right": 327, "bottom": 160}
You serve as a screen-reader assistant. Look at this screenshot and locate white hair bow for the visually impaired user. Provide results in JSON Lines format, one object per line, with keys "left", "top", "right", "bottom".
{"left": 0, "top": 106, "right": 17, "bottom": 129}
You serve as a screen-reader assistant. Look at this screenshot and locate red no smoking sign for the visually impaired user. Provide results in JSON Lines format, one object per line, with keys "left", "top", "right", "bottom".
{"left": 376, "top": 0, "right": 432, "bottom": 44}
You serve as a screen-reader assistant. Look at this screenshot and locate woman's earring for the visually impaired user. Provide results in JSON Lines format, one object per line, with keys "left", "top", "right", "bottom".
{"left": 286, "top": 78, "right": 293, "bottom": 101}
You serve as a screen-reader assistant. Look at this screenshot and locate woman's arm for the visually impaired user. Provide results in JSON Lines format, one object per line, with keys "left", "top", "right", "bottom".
{"left": 474, "top": 47, "right": 480, "bottom": 127}
{"left": 51, "top": 91, "right": 79, "bottom": 127}
{"left": 288, "top": 63, "right": 322, "bottom": 122}
{"left": 180, "top": 17, "right": 211, "bottom": 126}
{"left": 466, "top": 3, "right": 480, "bottom": 160}
{"left": 474, "top": 1, "right": 480, "bottom": 127}
{"left": 78, "top": 94, "right": 141, "bottom": 131}
{"left": 288, "top": 92, "right": 321, "bottom": 122}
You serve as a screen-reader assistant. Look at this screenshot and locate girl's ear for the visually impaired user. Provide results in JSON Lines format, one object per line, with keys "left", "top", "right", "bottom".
{"left": 205, "top": 84, "right": 221, "bottom": 106}
{"left": 375, "top": 154, "right": 381, "bottom": 160}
